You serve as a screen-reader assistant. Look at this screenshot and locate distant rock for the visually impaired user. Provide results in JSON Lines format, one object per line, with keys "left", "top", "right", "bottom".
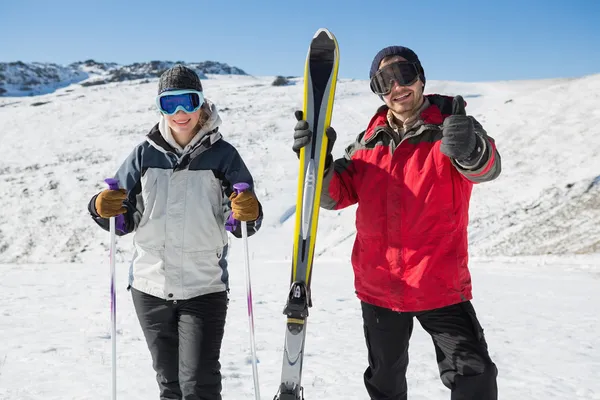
{"left": 69, "top": 59, "right": 119, "bottom": 72}
{"left": 272, "top": 76, "right": 292, "bottom": 86}
{"left": 0, "top": 60, "right": 247, "bottom": 97}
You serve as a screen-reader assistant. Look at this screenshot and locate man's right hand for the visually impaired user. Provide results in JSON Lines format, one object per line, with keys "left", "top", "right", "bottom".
{"left": 95, "top": 189, "right": 128, "bottom": 218}
{"left": 292, "top": 110, "right": 337, "bottom": 158}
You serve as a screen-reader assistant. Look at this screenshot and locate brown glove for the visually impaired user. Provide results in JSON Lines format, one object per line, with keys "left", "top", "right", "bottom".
{"left": 95, "top": 189, "right": 128, "bottom": 218}
{"left": 229, "top": 191, "right": 259, "bottom": 221}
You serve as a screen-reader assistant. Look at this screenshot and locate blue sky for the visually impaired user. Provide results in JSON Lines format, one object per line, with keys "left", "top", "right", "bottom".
{"left": 1, "top": 0, "right": 598, "bottom": 82}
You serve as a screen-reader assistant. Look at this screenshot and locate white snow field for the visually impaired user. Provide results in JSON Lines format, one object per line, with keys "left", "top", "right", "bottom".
{"left": 0, "top": 72, "right": 599, "bottom": 399}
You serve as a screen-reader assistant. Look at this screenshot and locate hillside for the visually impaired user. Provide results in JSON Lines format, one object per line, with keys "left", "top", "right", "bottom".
{"left": 0, "top": 73, "right": 599, "bottom": 263}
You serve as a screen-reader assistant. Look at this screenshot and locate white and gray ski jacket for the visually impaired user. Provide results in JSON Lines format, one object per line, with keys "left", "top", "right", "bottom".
{"left": 89, "top": 103, "right": 262, "bottom": 300}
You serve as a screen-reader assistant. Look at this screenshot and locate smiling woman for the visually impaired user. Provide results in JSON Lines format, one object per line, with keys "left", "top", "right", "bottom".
{"left": 86, "top": 64, "right": 264, "bottom": 399}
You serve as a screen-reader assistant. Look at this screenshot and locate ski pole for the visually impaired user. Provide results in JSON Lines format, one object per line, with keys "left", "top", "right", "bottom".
{"left": 232, "top": 182, "right": 261, "bottom": 400}
{"left": 104, "top": 178, "right": 124, "bottom": 400}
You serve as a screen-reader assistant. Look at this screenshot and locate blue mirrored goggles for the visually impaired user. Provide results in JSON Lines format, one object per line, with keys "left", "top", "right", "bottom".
{"left": 156, "top": 90, "right": 204, "bottom": 115}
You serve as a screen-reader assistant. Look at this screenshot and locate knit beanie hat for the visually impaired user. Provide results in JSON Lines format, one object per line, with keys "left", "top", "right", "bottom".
{"left": 369, "top": 46, "right": 426, "bottom": 86}
{"left": 158, "top": 64, "right": 203, "bottom": 94}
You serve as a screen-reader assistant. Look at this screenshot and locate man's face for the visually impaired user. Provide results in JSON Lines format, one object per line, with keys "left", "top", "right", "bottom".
{"left": 378, "top": 56, "right": 424, "bottom": 117}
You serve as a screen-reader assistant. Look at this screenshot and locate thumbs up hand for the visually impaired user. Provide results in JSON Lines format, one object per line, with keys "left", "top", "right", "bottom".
{"left": 440, "top": 95, "right": 477, "bottom": 161}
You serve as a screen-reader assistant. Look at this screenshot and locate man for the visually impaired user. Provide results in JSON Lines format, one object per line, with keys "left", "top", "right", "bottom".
{"left": 292, "top": 46, "right": 501, "bottom": 400}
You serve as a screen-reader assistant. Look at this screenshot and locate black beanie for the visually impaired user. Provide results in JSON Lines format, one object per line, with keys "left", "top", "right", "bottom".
{"left": 158, "top": 64, "right": 203, "bottom": 94}
{"left": 369, "top": 46, "right": 426, "bottom": 86}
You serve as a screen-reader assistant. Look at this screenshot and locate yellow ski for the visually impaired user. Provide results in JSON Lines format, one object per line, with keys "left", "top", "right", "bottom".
{"left": 276, "top": 28, "right": 339, "bottom": 400}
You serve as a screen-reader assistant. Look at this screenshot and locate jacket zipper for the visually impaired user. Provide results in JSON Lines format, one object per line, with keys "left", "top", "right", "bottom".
{"left": 370, "top": 123, "right": 438, "bottom": 303}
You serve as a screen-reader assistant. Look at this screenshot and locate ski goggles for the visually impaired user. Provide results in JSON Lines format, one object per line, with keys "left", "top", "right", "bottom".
{"left": 370, "top": 61, "right": 420, "bottom": 95}
{"left": 156, "top": 90, "right": 204, "bottom": 115}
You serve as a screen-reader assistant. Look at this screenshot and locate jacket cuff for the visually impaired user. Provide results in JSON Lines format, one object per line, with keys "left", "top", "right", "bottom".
{"left": 88, "top": 194, "right": 101, "bottom": 217}
{"left": 455, "top": 135, "right": 487, "bottom": 170}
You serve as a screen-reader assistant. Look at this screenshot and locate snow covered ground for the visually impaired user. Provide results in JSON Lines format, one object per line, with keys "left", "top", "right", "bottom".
{"left": 0, "top": 72, "right": 599, "bottom": 399}
{"left": 0, "top": 256, "right": 598, "bottom": 399}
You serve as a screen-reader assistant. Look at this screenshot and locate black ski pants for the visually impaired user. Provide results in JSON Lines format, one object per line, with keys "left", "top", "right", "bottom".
{"left": 361, "top": 300, "right": 498, "bottom": 400}
{"left": 131, "top": 288, "right": 228, "bottom": 400}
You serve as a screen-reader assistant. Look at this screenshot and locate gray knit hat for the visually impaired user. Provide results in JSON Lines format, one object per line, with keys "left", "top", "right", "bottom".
{"left": 157, "top": 64, "right": 203, "bottom": 94}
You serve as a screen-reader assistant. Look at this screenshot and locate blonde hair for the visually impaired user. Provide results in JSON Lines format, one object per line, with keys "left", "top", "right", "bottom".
{"left": 192, "top": 101, "right": 211, "bottom": 133}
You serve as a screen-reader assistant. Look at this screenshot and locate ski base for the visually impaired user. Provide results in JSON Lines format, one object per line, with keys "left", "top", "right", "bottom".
{"left": 274, "top": 384, "right": 304, "bottom": 400}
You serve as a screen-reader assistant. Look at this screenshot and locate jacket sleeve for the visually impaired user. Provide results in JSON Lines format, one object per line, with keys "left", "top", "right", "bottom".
{"left": 88, "top": 145, "right": 145, "bottom": 236}
{"left": 221, "top": 147, "right": 263, "bottom": 239}
{"left": 451, "top": 117, "right": 502, "bottom": 183}
{"left": 320, "top": 134, "right": 362, "bottom": 210}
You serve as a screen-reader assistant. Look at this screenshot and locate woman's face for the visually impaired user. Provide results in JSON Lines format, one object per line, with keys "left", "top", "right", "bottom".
{"left": 164, "top": 108, "right": 202, "bottom": 139}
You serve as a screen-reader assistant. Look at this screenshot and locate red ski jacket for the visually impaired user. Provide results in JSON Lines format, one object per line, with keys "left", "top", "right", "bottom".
{"left": 321, "top": 95, "right": 501, "bottom": 312}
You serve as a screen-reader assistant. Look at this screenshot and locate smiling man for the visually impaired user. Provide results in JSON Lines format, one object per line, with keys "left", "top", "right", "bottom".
{"left": 292, "top": 46, "right": 502, "bottom": 400}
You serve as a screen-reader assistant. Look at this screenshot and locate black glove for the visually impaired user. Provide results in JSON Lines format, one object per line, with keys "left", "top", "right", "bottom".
{"left": 440, "top": 96, "right": 478, "bottom": 162}
{"left": 292, "top": 110, "right": 337, "bottom": 159}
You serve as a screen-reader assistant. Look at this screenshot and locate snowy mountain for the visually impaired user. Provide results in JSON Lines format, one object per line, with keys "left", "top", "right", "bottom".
{"left": 0, "top": 60, "right": 247, "bottom": 96}
{"left": 0, "top": 61, "right": 88, "bottom": 97}
{"left": 0, "top": 72, "right": 598, "bottom": 400}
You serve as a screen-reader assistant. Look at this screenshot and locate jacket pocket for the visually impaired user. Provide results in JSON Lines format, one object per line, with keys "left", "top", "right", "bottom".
{"left": 182, "top": 170, "right": 227, "bottom": 251}
{"left": 181, "top": 248, "right": 227, "bottom": 296}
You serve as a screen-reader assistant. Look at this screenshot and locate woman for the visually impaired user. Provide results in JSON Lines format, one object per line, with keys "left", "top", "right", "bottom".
{"left": 88, "top": 64, "right": 262, "bottom": 400}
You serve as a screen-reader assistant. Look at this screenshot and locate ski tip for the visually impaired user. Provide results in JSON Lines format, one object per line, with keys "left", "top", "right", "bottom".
{"left": 310, "top": 28, "right": 338, "bottom": 57}
{"left": 313, "top": 28, "right": 336, "bottom": 41}
{"left": 305, "top": 28, "right": 339, "bottom": 63}
{"left": 314, "top": 27, "right": 332, "bottom": 37}
{"left": 279, "top": 205, "right": 296, "bottom": 225}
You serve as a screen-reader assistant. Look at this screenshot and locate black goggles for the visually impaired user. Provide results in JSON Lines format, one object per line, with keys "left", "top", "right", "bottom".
{"left": 370, "top": 62, "right": 420, "bottom": 95}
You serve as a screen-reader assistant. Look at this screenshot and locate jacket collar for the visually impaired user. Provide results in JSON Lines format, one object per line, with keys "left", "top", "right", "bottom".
{"left": 364, "top": 94, "right": 457, "bottom": 141}
{"left": 147, "top": 98, "right": 223, "bottom": 157}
